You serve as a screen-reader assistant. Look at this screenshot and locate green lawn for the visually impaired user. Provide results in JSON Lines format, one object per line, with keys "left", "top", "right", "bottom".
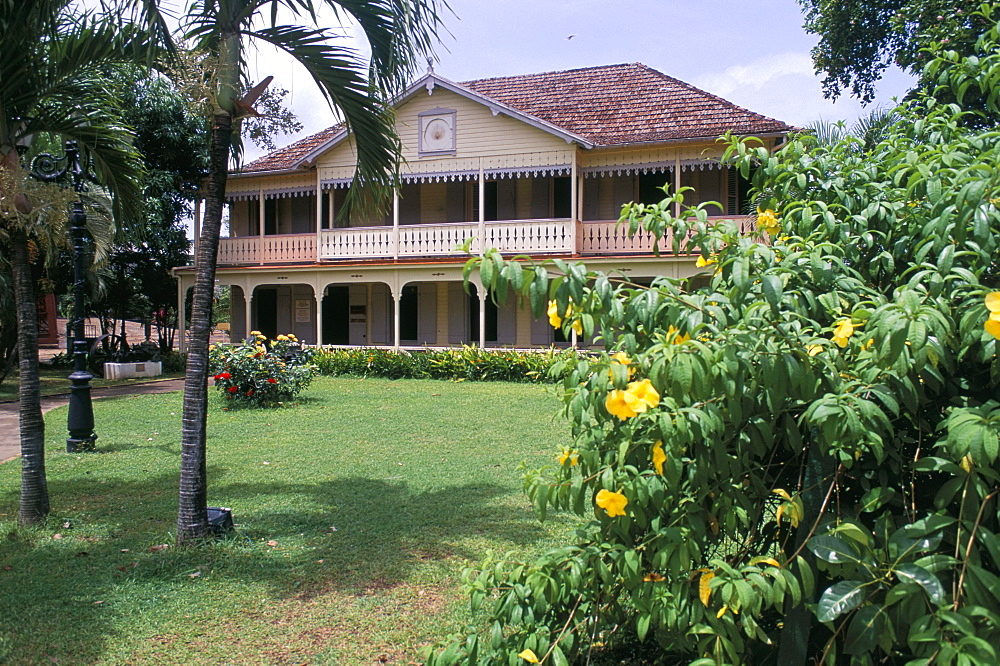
{"left": 0, "top": 376, "right": 574, "bottom": 664}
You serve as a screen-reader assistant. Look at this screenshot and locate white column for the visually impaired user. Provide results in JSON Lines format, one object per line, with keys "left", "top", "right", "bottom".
{"left": 193, "top": 198, "right": 202, "bottom": 258}
{"left": 577, "top": 169, "right": 585, "bottom": 255}
{"left": 392, "top": 188, "right": 400, "bottom": 261}
{"left": 478, "top": 284, "right": 487, "bottom": 349}
{"left": 245, "top": 288, "right": 254, "bottom": 338}
{"left": 315, "top": 175, "right": 322, "bottom": 262}
{"left": 177, "top": 279, "right": 186, "bottom": 353}
{"left": 478, "top": 159, "right": 486, "bottom": 254}
{"left": 570, "top": 152, "right": 578, "bottom": 255}
{"left": 392, "top": 287, "right": 401, "bottom": 350}
{"left": 258, "top": 187, "right": 265, "bottom": 264}
{"left": 673, "top": 154, "right": 682, "bottom": 219}
{"left": 366, "top": 283, "right": 373, "bottom": 345}
{"left": 570, "top": 328, "right": 578, "bottom": 349}
{"left": 315, "top": 287, "right": 323, "bottom": 347}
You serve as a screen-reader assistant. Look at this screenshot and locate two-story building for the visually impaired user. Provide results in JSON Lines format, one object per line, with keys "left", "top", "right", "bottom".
{"left": 175, "top": 62, "right": 793, "bottom": 350}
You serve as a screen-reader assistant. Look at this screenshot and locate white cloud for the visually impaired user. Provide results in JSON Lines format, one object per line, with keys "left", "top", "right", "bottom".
{"left": 692, "top": 52, "right": 913, "bottom": 128}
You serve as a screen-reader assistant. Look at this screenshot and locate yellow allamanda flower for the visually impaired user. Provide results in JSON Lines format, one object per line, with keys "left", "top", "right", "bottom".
{"left": 547, "top": 299, "right": 582, "bottom": 335}
{"left": 806, "top": 344, "right": 822, "bottom": 357}
{"left": 756, "top": 208, "right": 780, "bottom": 236}
{"left": 651, "top": 440, "right": 666, "bottom": 476}
{"left": 608, "top": 351, "right": 636, "bottom": 380}
{"left": 985, "top": 292, "right": 1000, "bottom": 340}
{"left": 558, "top": 449, "right": 579, "bottom": 466}
{"left": 276, "top": 334, "right": 289, "bottom": 341}
{"left": 517, "top": 649, "right": 540, "bottom": 663}
{"left": 643, "top": 572, "right": 666, "bottom": 582}
{"left": 832, "top": 319, "right": 854, "bottom": 348}
{"left": 595, "top": 488, "right": 628, "bottom": 517}
{"left": 695, "top": 254, "right": 717, "bottom": 268}
{"left": 546, "top": 299, "right": 562, "bottom": 328}
{"left": 605, "top": 378, "right": 661, "bottom": 420}
{"left": 666, "top": 326, "right": 691, "bottom": 345}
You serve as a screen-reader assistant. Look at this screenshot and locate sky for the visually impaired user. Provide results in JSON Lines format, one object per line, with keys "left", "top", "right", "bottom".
{"left": 239, "top": 0, "right": 916, "bottom": 161}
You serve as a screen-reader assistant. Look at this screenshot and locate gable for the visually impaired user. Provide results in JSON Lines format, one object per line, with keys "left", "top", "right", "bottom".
{"left": 315, "top": 87, "right": 578, "bottom": 184}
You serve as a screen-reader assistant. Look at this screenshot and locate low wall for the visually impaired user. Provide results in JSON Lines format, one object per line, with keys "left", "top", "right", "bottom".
{"left": 104, "top": 362, "right": 162, "bottom": 380}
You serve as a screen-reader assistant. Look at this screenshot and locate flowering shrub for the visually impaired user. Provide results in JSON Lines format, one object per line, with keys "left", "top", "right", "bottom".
{"left": 424, "top": 13, "right": 1000, "bottom": 665}
{"left": 208, "top": 331, "right": 316, "bottom": 407}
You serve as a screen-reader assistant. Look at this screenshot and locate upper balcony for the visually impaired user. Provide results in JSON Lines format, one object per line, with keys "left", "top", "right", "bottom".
{"left": 211, "top": 216, "right": 748, "bottom": 265}
{"left": 207, "top": 165, "right": 751, "bottom": 266}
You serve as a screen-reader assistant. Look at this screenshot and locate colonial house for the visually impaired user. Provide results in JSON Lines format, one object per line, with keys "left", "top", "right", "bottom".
{"left": 174, "top": 63, "right": 793, "bottom": 350}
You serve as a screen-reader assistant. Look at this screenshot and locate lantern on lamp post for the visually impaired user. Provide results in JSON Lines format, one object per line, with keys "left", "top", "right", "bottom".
{"left": 28, "top": 141, "right": 97, "bottom": 453}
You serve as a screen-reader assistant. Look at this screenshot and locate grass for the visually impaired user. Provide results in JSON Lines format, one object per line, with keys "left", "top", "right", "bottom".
{"left": 0, "top": 376, "right": 575, "bottom": 665}
{"left": 0, "top": 366, "right": 185, "bottom": 402}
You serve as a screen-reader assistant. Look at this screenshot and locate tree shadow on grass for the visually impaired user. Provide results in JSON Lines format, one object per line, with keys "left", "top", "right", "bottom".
{"left": 0, "top": 468, "right": 562, "bottom": 664}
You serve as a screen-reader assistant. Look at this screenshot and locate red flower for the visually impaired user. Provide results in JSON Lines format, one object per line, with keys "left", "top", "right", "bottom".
{"left": 247, "top": 390, "right": 254, "bottom": 396}
{"left": 228, "top": 386, "right": 238, "bottom": 393}
{"left": 267, "top": 378, "right": 277, "bottom": 384}
{"left": 218, "top": 372, "right": 231, "bottom": 380}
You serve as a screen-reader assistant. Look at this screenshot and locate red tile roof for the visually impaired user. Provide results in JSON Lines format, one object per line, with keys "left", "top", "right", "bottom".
{"left": 238, "top": 124, "right": 342, "bottom": 174}
{"left": 462, "top": 63, "right": 793, "bottom": 145}
{"left": 239, "top": 63, "right": 792, "bottom": 174}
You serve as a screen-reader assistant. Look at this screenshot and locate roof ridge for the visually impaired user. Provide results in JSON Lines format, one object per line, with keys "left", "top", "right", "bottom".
{"left": 460, "top": 62, "right": 639, "bottom": 86}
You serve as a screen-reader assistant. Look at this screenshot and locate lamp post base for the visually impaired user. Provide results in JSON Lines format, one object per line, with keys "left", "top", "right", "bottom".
{"left": 66, "top": 369, "right": 96, "bottom": 453}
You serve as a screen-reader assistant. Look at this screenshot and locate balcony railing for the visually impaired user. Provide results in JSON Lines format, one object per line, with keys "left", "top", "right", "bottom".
{"left": 213, "top": 216, "right": 745, "bottom": 265}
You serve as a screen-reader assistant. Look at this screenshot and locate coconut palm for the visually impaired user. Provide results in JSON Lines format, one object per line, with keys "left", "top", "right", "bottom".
{"left": 0, "top": 0, "right": 150, "bottom": 525}
{"left": 169, "top": 0, "right": 443, "bottom": 543}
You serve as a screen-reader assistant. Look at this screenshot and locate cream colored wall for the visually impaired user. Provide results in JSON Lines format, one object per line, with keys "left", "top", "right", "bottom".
{"left": 316, "top": 87, "right": 574, "bottom": 176}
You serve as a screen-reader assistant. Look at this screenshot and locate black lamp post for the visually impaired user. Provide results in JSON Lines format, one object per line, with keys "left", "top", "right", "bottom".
{"left": 29, "top": 141, "right": 97, "bottom": 453}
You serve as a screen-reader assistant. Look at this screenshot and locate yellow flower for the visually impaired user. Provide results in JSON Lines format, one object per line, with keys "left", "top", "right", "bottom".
{"left": 756, "top": 208, "right": 780, "bottom": 236}
{"left": 605, "top": 389, "right": 637, "bottom": 419}
{"left": 695, "top": 254, "right": 717, "bottom": 268}
{"left": 276, "top": 335, "right": 289, "bottom": 341}
{"left": 547, "top": 300, "right": 562, "bottom": 328}
{"left": 666, "top": 326, "right": 691, "bottom": 345}
{"left": 806, "top": 344, "right": 822, "bottom": 357}
{"left": 985, "top": 293, "right": 1000, "bottom": 340}
{"left": 209, "top": 344, "right": 216, "bottom": 351}
{"left": 288, "top": 334, "right": 298, "bottom": 341}
{"left": 518, "top": 649, "right": 540, "bottom": 664}
{"left": 608, "top": 351, "right": 636, "bottom": 380}
{"left": 558, "top": 450, "right": 579, "bottom": 466}
{"left": 249, "top": 330, "right": 262, "bottom": 337}
{"left": 651, "top": 440, "right": 666, "bottom": 476}
{"left": 832, "top": 319, "right": 854, "bottom": 348}
{"left": 595, "top": 488, "right": 628, "bottom": 517}
{"left": 606, "top": 379, "right": 660, "bottom": 420}
{"left": 643, "top": 572, "right": 666, "bottom": 582}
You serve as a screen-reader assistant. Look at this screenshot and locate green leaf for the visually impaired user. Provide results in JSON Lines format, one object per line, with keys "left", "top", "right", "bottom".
{"left": 807, "top": 535, "right": 862, "bottom": 565}
{"left": 860, "top": 487, "right": 895, "bottom": 513}
{"left": 762, "top": 274, "right": 783, "bottom": 309}
{"left": 816, "top": 580, "right": 866, "bottom": 622}
{"left": 895, "top": 563, "right": 944, "bottom": 604}
{"left": 844, "top": 604, "right": 881, "bottom": 655}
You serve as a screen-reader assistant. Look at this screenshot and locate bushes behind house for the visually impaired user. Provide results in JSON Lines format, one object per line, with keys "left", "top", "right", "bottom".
{"left": 313, "top": 346, "right": 582, "bottom": 383}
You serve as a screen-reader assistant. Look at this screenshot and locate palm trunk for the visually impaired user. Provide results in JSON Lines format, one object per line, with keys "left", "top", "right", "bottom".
{"left": 12, "top": 228, "right": 49, "bottom": 525}
{"left": 176, "top": 111, "right": 232, "bottom": 544}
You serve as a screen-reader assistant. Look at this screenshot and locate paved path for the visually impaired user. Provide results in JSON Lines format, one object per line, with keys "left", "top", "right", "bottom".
{"left": 0, "top": 377, "right": 188, "bottom": 464}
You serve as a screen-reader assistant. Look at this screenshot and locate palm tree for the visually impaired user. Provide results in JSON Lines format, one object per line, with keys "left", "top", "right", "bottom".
{"left": 171, "top": 0, "right": 443, "bottom": 543}
{"left": 0, "top": 1, "right": 149, "bottom": 525}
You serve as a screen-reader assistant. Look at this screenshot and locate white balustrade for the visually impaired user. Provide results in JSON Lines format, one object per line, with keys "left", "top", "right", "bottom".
{"left": 216, "top": 237, "right": 260, "bottom": 264}
{"left": 215, "top": 217, "right": 747, "bottom": 263}
{"left": 398, "top": 223, "right": 477, "bottom": 256}
{"left": 319, "top": 227, "right": 394, "bottom": 259}
{"left": 263, "top": 234, "right": 316, "bottom": 262}
{"left": 484, "top": 219, "right": 572, "bottom": 253}
{"left": 579, "top": 221, "right": 664, "bottom": 254}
